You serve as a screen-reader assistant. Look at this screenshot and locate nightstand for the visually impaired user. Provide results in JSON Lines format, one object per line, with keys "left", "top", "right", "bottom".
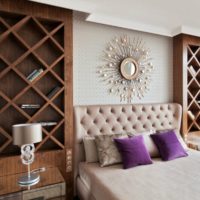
{"left": 0, "top": 167, "right": 66, "bottom": 200}
{"left": 186, "top": 132, "right": 200, "bottom": 151}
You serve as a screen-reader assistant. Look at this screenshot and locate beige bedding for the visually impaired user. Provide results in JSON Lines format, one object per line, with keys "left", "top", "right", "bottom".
{"left": 78, "top": 149, "right": 200, "bottom": 200}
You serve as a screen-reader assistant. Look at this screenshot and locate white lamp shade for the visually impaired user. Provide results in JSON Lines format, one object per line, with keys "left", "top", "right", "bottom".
{"left": 13, "top": 123, "right": 42, "bottom": 146}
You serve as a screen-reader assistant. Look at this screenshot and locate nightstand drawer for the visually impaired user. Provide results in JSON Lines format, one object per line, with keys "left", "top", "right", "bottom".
{"left": 23, "top": 182, "right": 65, "bottom": 200}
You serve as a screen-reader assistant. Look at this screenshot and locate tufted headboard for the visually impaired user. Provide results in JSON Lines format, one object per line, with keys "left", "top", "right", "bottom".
{"left": 74, "top": 103, "right": 182, "bottom": 179}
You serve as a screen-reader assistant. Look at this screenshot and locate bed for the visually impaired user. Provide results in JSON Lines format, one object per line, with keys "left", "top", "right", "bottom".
{"left": 74, "top": 103, "right": 200, "bottom": 200}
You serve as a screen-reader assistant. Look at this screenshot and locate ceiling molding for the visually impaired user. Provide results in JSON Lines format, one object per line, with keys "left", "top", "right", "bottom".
{"left": 86, "top": 13, "right": 172, "bottom": 37}
{"left": 29, "top": 0, "right": 200, "bottom": 38}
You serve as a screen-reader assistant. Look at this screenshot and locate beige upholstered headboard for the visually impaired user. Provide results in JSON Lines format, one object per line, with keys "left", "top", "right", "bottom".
{"left": 74, "top": 103, "right": 182, "bottom": 179}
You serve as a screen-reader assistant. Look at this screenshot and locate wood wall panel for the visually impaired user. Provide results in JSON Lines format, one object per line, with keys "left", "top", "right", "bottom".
{"left": 173, "top": 34, "right": 200, "bottom": 138}
{"left": 0, "top": 0, "right": 73, "bottom": 199}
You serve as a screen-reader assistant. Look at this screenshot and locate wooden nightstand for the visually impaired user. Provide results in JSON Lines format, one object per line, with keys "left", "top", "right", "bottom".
{"left": 0, "top": 167, "right": 66, "bottom": 200}
{"left": 186, "top": 132, "right": 200, "bottom": 151}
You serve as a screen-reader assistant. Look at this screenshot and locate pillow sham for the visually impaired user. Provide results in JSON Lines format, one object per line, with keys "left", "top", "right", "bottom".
{"left": 114, "top": 136, "right": 153, "bottom": 169}
{"left": 95, "top": 133, "right": 128, "bottom": 167}
{"left": 150, "top": 130, "right": 188, "bottom": 161}
{"left": 83, "top": 136, "right": 99, "bottom": 163}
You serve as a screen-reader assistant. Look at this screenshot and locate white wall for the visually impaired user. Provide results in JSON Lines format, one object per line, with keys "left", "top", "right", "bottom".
{"left": 73, "top": 12, "right": 173, "bottom": 105}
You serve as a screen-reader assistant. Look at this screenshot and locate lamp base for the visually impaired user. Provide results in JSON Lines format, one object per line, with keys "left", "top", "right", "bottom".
{"left": 18, "top": 173, "right": 40, "bottom": 186}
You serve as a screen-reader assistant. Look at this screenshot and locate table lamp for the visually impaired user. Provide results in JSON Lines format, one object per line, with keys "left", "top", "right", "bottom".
{"left": 13, "top": 123, "right": 42, "bottom": 186}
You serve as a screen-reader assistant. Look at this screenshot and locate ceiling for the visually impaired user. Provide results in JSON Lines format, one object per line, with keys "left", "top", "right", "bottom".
{"left": 30, "top": 0, "right": 200, "bottom": 37}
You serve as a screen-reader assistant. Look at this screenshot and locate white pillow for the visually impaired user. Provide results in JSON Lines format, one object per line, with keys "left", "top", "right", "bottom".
{"left": 83, "top": 136, "right": 99, "bottom": 163}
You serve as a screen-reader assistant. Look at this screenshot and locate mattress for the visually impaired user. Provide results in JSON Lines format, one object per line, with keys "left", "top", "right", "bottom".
{"left": 78, "top": 149, "right": 200, "bottom": 200}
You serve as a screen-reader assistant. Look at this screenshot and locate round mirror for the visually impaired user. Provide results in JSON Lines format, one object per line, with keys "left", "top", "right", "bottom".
{"left": 120, "top": 58, "right": 138, "bottom": 80}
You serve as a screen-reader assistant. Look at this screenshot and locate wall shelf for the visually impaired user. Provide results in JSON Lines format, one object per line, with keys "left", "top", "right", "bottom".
{"left": 173, "top": 34, "right": 200, "bottom": 137}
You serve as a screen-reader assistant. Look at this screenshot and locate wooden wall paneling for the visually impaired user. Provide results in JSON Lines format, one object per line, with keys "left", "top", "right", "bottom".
{"left": 173, "top": 34, "right": 200, "bottom": 138}
{"left": 0, "top": 0, "right": 73, "bottom": 199}
{"left": 0, "top": 150, "right": 65, "bottom": 177}
{"left": 64, "top": 10, "right": 73, "bottom": 199}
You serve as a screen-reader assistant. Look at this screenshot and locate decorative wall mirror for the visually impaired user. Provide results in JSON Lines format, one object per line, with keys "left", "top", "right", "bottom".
{"left": 97, "top": 35, "right": 154, "bottom": 103}
{"left": 120, "top": 58, "right": 139, "bottom": 80}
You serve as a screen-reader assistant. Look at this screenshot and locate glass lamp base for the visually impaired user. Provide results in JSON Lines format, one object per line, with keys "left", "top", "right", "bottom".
{"left": 18, "top": 173, "right": 40, "bottom": 186}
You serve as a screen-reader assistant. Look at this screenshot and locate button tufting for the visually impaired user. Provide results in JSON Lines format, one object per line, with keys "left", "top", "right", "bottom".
{"left": 152, "top": 123, "right": 155, "bottom": 127}
{"left": 161, "top": 123, "right": 164, "bottom": 126}
{"left": 142, "top": 107, "right": 145, "bottom": 112}
{"left": 156, "top": 115, "right": 160, "bottom": 119}
{"left": 147, "top": 116, "right": 151, "bottom": 119}
{"left": 111, "top": 108, "right": 114, "bottom": 113}
{"left": 138, "top": 116, "right": 141, "bottom": 120}
{"left": 132, "top": 125, "right": 136, "bottom": 129}
{"left": 123, "top": 126, "right": 126, "bottom": 130}
{"left": 87, "top": 130, "right": 91, "bottom": 135}
{"left": 127, "top": 117, "right": 131, "bottom": 121}
{"left": 106, "top": 119, "right": 109, "bottom": 123}
{"left": 165, "top": 115, "right": 168, "bottom": 118}
{"left": 122, "top": 108, "right": 125, "bottom": 112}
{"left": 112, "top": 127, "right": 115, "bottom": 131}
{"left": 99, "top": 108, "right": 103, "bottom": 113}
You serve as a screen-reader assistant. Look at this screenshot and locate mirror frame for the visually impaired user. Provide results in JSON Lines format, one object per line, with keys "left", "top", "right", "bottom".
{"left": 120, "top": 57, "right": 139, "bottom": 80}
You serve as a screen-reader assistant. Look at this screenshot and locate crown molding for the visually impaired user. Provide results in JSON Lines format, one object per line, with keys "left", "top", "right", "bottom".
{"left": 86, "top": 13, "right": 172, "bottom": 37}
{"left": 29, "top": 0, "right": 200, "bottom": 38}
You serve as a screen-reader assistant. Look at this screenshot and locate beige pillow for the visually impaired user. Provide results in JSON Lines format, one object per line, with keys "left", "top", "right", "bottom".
{"left": 128, "top": 130, "right": 159, "bottom": 158}
{"left": 95, "top": 133, "right": 128, "bottom": 167}
{"left": 83, "top": 136, "right": 99, "bottom": 163}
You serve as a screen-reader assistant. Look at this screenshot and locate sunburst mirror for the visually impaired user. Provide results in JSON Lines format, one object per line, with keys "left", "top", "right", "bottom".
{"left": 97, "top": 35, "right": 154, "bottom": 103}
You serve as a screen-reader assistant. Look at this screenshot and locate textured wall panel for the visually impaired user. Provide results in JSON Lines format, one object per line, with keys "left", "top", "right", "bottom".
{"left": 73, "top": 12, "right": 173, "bottom": 105}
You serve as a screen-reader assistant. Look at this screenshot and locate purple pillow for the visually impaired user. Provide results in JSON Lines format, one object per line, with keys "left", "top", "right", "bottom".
{"left": 150, "top": 130, "right": 188, "bottom": 161}
{"left": 114, "top": 135, "right": 152, "bottom": 169}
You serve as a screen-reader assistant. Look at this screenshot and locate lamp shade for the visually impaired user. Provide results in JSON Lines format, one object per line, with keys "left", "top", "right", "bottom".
{"left": 13, "top": 123, "right": 42, "bottom": 146}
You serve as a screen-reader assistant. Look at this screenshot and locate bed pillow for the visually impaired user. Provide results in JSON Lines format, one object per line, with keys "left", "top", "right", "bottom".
{"left": 158, "top": 129, "right": 188, "bottom": 151}
{"left": 95, "top": 133, "right": 128, "bottom": 167}
{"left": 128, "top": 130, "right": 159, "bottom": 158}
{"left": 150, "top": 130, "right": 188, "bottom": 161}
{"left": 114, "top": 136, "right": 153, "bottom": 169}
{"left": 83, "top": 136, "right": 99, "bottom": 163}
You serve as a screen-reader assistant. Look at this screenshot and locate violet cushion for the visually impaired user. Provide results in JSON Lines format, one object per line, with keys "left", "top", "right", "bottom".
{"left": 150, "top": 130, "right": 188, "bottom": 161}
{"left": 114, "top": 136, "right": 152, "bottom": 169}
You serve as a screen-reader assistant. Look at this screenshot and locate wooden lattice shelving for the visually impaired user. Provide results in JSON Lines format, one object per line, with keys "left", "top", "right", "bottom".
{"left": 174, "top": 34, "right": 200, "bottom": 138}
{"left": 0, "top": 8, "right": 70, "bottom": 154}
{"left": 187, "top": 45, "right": 200, "bottom": 133}
{"left": 0, "top": 0, "right": 73, "bottom": 199}
{"left": 0, "top": 12, "right": 65, "bottom": 154}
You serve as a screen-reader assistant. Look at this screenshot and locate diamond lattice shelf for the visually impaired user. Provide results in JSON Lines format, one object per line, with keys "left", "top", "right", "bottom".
{"left": 187, "top": 44, "right": 200, "bottom": 133}
{"left": 0, "top": 10, "right": 66, "bottom": 155}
